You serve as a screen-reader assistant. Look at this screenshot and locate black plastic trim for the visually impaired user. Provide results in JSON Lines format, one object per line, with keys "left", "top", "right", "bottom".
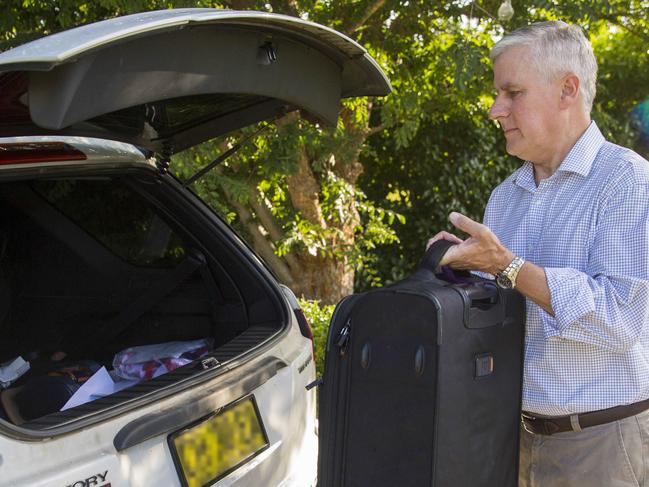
{"left": 114, "top": 357, "right": 285, "bottom": 451}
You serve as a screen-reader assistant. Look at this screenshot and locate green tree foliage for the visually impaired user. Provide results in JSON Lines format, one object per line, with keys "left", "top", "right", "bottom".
{"left": 298, "top": 298, "right": 335, "bottom": 377}
{"left": 360, "top": 0, "right": 649, "bottom": 285}
{"left": 2, "top": 0, "right": 648, "bottom": 301}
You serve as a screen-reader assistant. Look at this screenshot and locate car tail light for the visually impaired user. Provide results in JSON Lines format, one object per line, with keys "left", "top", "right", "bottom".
{"left": 0, "top": 142, "right": 87, "bottom": 165}
{"left": 294, "top": 307, "right": 316, "bottom": 360}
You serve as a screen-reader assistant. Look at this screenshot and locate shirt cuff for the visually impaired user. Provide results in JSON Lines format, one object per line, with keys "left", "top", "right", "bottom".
{"left": 539, "top": 267, "right": 596, "bottom": 339}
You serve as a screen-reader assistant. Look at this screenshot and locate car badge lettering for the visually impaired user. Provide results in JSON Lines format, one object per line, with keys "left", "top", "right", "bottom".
{"left": 298, "top": 354, "right": 313, "bottom": 374}
{"left": 63, "top": 470, "right": 109, "bottom": 487}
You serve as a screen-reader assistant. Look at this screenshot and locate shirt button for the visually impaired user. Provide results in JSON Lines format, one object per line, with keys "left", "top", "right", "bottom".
{"left": 528, "top": 244, "right": 535, "bottom": 252}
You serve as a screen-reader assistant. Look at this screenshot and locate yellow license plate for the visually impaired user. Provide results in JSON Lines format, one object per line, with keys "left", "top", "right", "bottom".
{"left": 169, "top": 396, "right": 269, "bottom": 487}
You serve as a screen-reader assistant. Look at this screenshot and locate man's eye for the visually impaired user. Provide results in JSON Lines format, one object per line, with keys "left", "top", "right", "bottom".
{"left": 508, "top": 90, "right": 521, "bottom": 97}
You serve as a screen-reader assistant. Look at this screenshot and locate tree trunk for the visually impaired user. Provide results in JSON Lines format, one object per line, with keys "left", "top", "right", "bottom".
{"left": 289, "top": 254, "right": 354, "bottom": 304}
{"left": 217, "top": 106, "right": 375, "bottom": 304}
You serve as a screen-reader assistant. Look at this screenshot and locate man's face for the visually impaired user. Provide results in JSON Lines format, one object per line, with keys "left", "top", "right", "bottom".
{"left": 489, "top": 46, "right": 564, "bottom": 164}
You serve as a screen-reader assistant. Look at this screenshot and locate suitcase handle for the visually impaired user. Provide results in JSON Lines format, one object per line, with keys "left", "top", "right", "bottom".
{"left": 418, "top": 242, "right": 508, "bottom": 328}
{"left": 418, "top": 239, "right": 455, "bottom": 272}
{"left": 464, "top": 283, "right": 499, "bottom": 306}
{"left": 414, "top": 240, "right": 472, "bottom": 283}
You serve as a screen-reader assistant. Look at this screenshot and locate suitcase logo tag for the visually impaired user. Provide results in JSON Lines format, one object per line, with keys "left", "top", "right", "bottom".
{"left": 475, "top": 353, "right": 494, "bottom": 378}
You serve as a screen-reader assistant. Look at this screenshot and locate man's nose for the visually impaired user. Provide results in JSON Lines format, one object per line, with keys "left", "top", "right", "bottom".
{"left": 489, "top": 95, "right": 508, "bottom": 120}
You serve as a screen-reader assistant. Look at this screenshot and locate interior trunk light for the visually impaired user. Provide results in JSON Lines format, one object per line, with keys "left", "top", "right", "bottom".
{"left": 0, "top": 142, "right": 87, "bottom": 165}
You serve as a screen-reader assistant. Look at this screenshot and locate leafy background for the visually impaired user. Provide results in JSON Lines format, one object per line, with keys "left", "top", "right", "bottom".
{"left": 2, "top": 0, "right": 648, "bottom": 374}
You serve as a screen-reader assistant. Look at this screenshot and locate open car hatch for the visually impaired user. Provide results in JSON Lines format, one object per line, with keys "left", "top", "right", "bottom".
{"left": 0, "top": 8, "right": 391, "bottom": 154}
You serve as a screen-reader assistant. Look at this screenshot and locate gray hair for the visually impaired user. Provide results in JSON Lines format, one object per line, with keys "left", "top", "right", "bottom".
{"left": 490, "top": 21, "right": 598, "bottom": 114}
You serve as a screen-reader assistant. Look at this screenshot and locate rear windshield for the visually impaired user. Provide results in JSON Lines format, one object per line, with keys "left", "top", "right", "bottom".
{"left": 89, "top": 93, "right": 272, "bottom": 139}
{"left": 32, "top": 178, "right": 186, "bottom": 267}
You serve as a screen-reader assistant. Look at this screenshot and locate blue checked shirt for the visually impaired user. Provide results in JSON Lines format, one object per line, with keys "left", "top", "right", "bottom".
{"left": 484, "top": 122, "right": 649, "bottom": 416}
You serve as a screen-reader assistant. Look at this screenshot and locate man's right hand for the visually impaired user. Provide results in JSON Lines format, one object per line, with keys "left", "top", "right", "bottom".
{"left": 426, "top": 231, "right": 464, "bottom": 250}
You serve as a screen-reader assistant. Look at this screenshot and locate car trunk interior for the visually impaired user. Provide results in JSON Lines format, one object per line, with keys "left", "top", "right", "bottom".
{"left": 0, "top": 168, "right": 286, "bottom": 430}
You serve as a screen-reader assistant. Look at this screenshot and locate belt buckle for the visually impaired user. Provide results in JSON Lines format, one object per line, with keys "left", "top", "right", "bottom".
{"left": 521, "top": 414, "right": 537, "bottom": 435}
{"left": 522, "top": 413, "right": 560, "bottom": 435}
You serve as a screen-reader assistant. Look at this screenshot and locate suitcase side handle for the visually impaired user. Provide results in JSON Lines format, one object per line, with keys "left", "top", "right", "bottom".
{"left": 456, "top": 282, "right": 507, "bottom": 329}
{"left": 463, "top": 283, "right": 499, "bottom": 305}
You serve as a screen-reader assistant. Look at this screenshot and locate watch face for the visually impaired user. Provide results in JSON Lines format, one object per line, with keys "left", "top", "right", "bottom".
{"left": 496, "top": 273, "right": 513, "bottom": 289}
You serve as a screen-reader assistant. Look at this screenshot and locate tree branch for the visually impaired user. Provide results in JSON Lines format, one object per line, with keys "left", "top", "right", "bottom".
{"left": 600, "top": 15, "right": 649, "bottom": 42}
{"left": 348, "top": 0, "right": 387, "bottom": 34}
{"left": 286, "top": 145, "right": 327, "bottom": 227}
{"left": 334, "top": 107, "right": 368, "bottom": 183}
{"left": 278, "top": 0, "right": 301, "bottom": 17}
{"left": 229, "top": 197, "right": 295, "bottom": 286}
{"left": 214, "top": 153, "right": 299, "bottom": 283}
{"left": 220, "top": 0, "right": 258, "bottom": 10}
{"left": 249, "top": 195, "right": 301, "bottom": 272}
{"left": 249, "top": 197, "right": 283, "bottom": 243}
{"left": 275, "top": 110, "right": 300, "bottom": 128}
{"left": 365, "top": 123, "right": 388, "bottom": 136}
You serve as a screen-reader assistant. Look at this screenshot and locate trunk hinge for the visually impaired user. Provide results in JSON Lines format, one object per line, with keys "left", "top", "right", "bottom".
{"left": 155, "top": 140, "right": 174, "bottom": 173}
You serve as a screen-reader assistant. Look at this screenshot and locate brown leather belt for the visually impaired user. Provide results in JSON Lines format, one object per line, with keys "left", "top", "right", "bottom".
{"left": 522, "top": 398, "right": 649, "bottom": 435}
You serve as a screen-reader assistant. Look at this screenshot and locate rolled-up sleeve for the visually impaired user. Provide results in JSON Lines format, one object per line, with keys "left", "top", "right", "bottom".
{"left": 539, "top": 180, "right": 649, "bottom": 352}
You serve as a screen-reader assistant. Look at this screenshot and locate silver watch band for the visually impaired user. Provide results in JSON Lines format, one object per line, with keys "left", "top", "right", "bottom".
{"left": 503, "top": 256, "right": 525, "bottom": 287}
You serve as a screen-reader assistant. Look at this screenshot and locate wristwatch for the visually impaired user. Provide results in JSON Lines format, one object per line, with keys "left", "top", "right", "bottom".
{"left": 495, "top": 256, "right": 525, "bottom": 289}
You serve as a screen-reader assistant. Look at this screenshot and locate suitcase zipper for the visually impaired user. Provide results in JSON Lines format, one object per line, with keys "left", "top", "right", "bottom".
{"left": 321, "top": 295, "right": 360, "bottom": 486}
{"left": 322, "top": 316, "right": 354, "bottom": 486}
{"left": 338, "top": 316, "right": 355, "bottom": 486}
{"left": 307, "top": 314, "right": 353, "bottom": 390}
{"left": 335, "top": 318, "right": 352, "bottom": 356}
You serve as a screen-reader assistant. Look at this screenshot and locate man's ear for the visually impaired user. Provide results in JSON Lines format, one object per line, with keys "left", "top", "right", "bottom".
{"left": 559, "top": 74, "right": 580, "bottom": 109}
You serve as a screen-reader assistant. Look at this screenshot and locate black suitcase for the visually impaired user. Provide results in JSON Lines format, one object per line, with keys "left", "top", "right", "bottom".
{"left": 317, "top": 240, "right": 526, "bottom": 487}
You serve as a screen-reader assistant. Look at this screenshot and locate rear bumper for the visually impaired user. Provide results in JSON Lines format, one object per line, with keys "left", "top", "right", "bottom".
{"left": 0, "top": 330, "right": 318, "bottom": 487}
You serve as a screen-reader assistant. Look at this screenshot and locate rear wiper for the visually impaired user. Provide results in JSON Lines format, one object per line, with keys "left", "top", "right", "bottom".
{"left": 182, "top": 123, "right": 270, "bottom": 187}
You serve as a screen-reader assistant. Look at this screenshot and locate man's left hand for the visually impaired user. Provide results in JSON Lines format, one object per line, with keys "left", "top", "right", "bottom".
{"left": 438, "top": 212, "right": 514, "bottom": 275}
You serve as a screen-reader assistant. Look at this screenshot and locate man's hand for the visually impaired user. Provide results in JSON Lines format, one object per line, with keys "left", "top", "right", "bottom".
{"left": 427, "top": 212, "right": 554, "bottom": 314}
{"left": 426, "top": 230, "right": 464, "bottom": 249}
{"left": 430, "top": 212, "right": 514, "bottom": 275}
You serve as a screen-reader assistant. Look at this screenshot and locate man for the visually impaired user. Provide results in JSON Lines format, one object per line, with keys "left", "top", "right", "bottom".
{"left": 430, "top": 21, "right": 649, "bottom": 486}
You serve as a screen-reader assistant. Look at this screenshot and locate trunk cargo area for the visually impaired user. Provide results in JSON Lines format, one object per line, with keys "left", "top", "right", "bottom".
{"left": 0, "top": 168, "right": 285, "bottom": 430}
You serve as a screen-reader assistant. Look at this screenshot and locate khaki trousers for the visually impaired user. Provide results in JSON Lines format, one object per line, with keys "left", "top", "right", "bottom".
{"left": 519, "top": 408, "right": 649, "bottom": 487}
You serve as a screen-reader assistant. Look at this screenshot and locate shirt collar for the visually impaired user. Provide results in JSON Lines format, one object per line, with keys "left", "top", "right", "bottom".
{"left": 514, "top": 162, "right": 536, "bottom": 192}
{"left": 513, "top": 121, "right": 605, "bottom": 191}
{"left": 556, "top": 121, "right": 605, "bottom": 177}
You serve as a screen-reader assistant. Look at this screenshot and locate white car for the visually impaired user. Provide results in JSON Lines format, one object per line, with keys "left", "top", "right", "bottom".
{"left": 0, "top": 9, "right": 390, "bottom": 487}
